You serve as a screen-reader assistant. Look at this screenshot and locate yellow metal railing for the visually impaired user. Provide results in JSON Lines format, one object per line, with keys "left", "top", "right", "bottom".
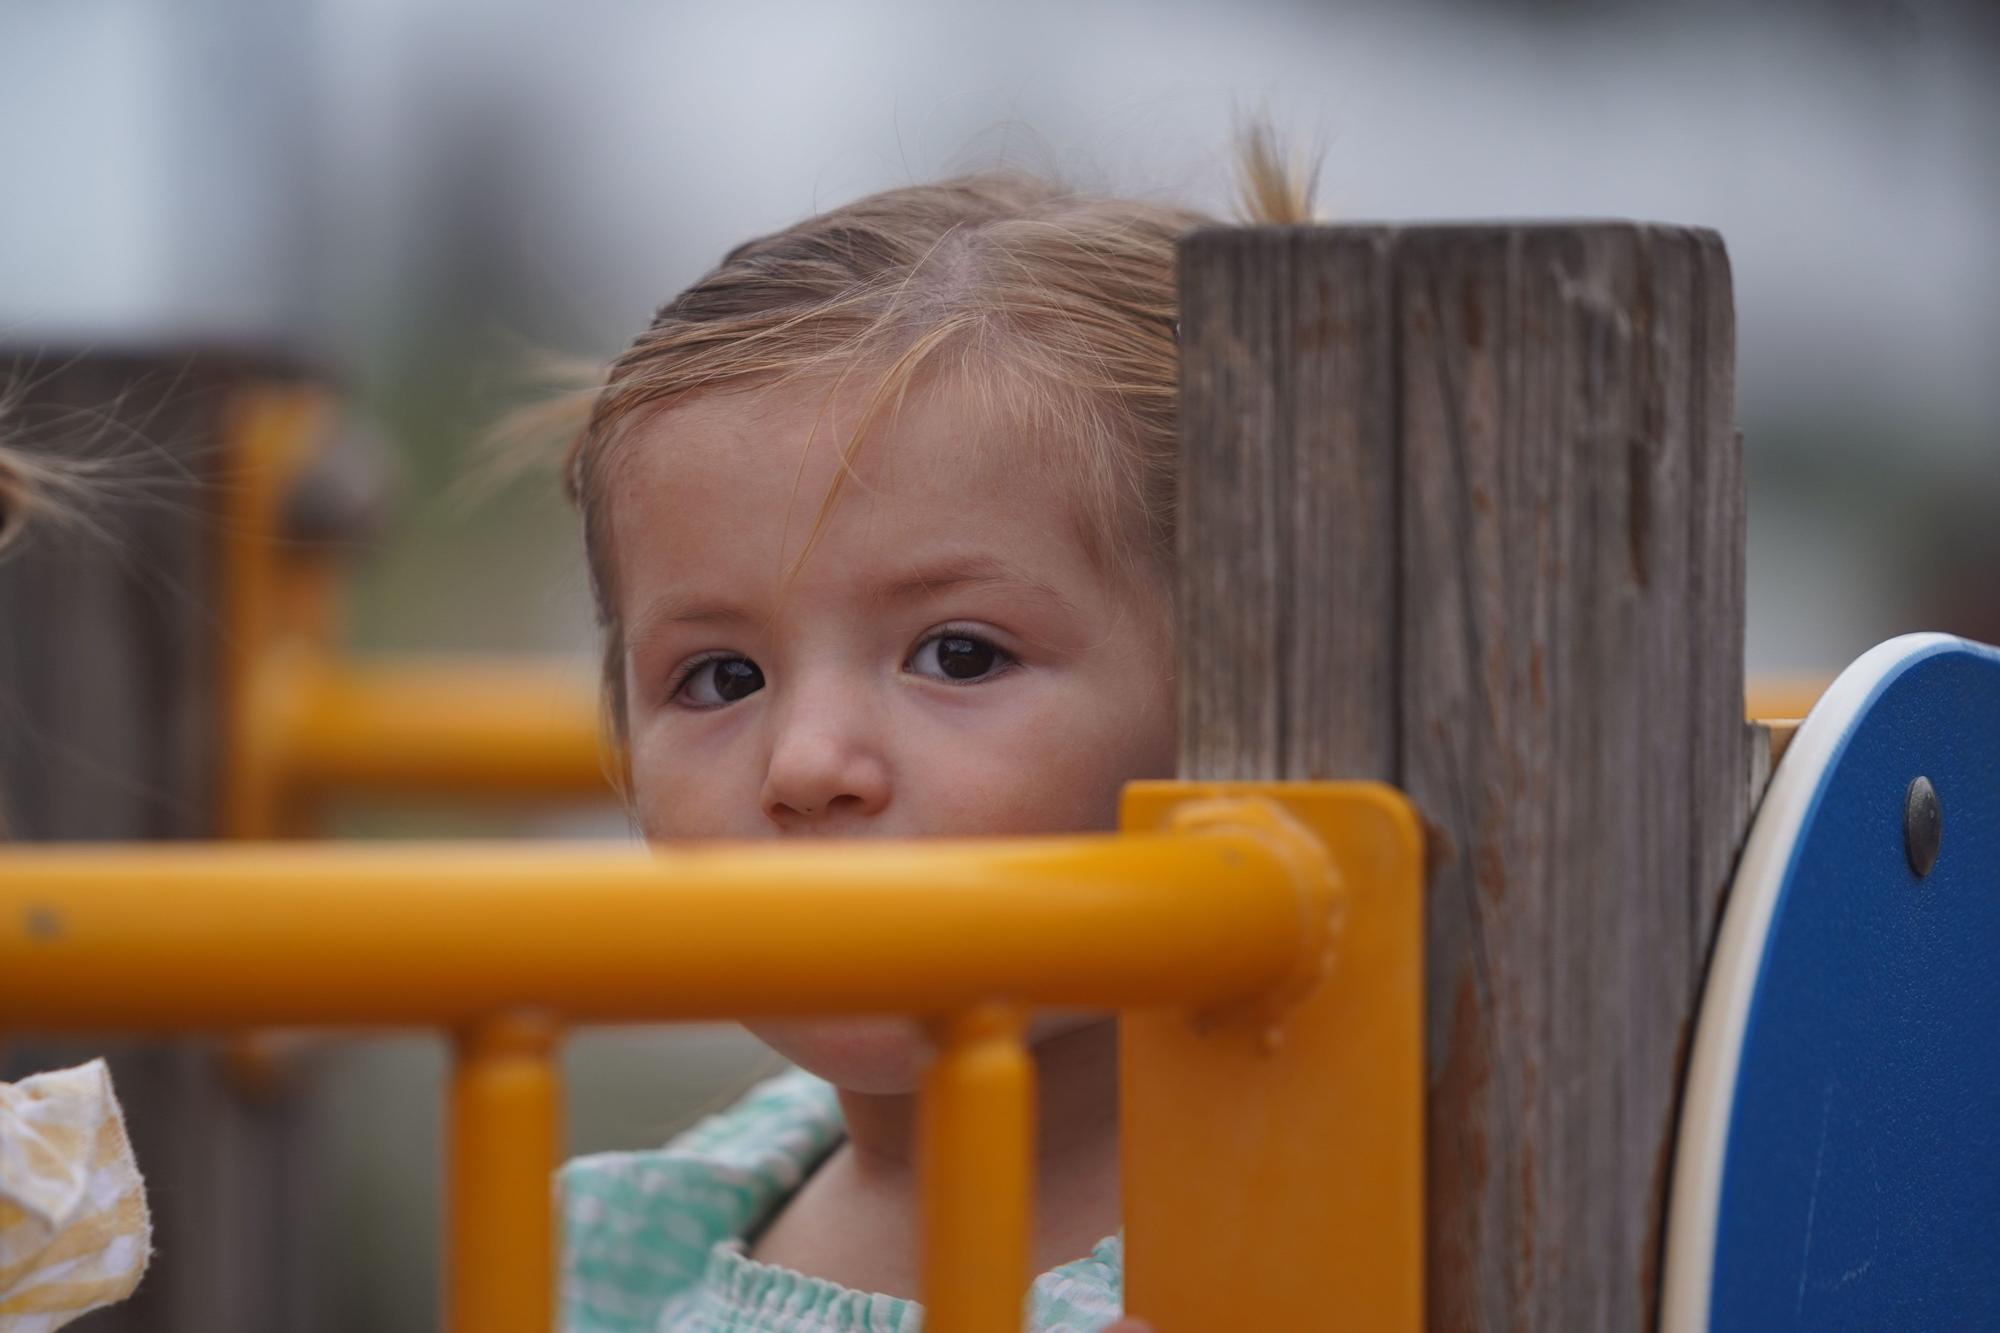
{"left": 0, "top": 783, "right": 1425, "bottom": 1333}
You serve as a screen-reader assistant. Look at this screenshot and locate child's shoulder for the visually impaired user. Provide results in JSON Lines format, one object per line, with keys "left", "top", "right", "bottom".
{"left": 559, "top": 1066, "right": 844, "bottom": 1333}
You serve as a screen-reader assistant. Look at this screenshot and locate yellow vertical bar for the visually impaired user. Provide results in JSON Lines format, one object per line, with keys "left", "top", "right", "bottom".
{"left": 217, "top": 387, "right": 328, "bottom": 841}
{"left": 1119, "top": 783, "right": 1425, "bottom": 1333}
{"left": 448, "top": 1012, "right": 560, "bottom": 1333}
{"left": 919, "top": 1003, "right": 1034, "bottom": 1333}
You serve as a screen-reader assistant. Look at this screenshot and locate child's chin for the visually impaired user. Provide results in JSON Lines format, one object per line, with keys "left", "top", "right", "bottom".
{"left": 746, "top": 1016, "right": 930, "bottom": 1094}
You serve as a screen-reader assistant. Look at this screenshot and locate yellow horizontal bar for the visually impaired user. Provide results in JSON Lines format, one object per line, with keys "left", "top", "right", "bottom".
{"left": 0, "top": 829, "right": 1323, "bottom": 1030}
{"left": 1745, "top": 675, "right": 1829, "bottom": 721}
{"left": 284, "top": 660, "right": 610, "bottom": 800}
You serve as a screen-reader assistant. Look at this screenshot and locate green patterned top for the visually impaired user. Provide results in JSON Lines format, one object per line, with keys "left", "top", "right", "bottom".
{"left": 559, "top": 1067, "right": 1125, "bottom": 1332}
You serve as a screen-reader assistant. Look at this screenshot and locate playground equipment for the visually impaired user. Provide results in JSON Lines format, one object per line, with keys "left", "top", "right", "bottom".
{"left": 1664, "top": 632, "right": 2000, "bottom": 1330}
{"left": 4, "top": 223, "right": 1994, "bottom": 1331}
{"left": 0, "top": 788, "right": 1425, "bottom": 1333}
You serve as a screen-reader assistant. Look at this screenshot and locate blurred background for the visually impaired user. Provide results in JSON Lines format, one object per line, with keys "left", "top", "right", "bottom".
{"left": 2, "top": 0, "right": 1995, "bottom": 1327}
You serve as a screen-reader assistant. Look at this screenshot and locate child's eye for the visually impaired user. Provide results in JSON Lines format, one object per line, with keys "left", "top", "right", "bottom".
{"left": 673, "top": 655, "right": 764, "bottom": 708}
{"left": 907, "top": 631, "right": 1014, "bottom": 684}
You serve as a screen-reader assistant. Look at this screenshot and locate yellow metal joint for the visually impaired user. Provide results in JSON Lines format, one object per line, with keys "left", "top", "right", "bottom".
{"left": 1156, "top": 793, "right": 1347, "bottom": 1043}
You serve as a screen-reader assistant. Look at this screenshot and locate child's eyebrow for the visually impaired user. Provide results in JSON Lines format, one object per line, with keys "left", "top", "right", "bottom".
{"left": 628, "top": 556, "right": 1078, "bottom": 649}
{"left": 872, "top": 557, "right": 1078, "bottom": 613}
{"left": 624, "top": 595, "right": 757, "bottom": 657}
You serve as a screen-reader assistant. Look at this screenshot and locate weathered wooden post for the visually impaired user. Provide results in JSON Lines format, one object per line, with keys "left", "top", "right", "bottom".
{"left": 0, "top": 350, "right": 337, "bottom": 1332}
{"left": 1178, "top": 225, "right": 1768, "bottom": 1329}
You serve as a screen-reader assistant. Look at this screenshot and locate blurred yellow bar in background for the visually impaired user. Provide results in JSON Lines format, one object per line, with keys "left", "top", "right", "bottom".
{"left": 1745, "top": 676, "right": 1829, "bottom": 720}
{"left": 232, "top": 660, "right": 1834, "bottom": 817}
{"left": 286, "top": 660, "right": 609, "bottom": 800}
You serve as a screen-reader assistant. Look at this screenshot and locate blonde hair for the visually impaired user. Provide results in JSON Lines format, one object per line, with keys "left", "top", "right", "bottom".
{"left": 0, "top": 439, "right": 96, "bottom": 558}
{"left": 549, "top": 130, "right": 1317, "bottom": 758}
{"left": 0, "top": 447, "right": 27, "bottom": 555}
{"left": 0, "top": 426, "right": 136, "bottom": 562}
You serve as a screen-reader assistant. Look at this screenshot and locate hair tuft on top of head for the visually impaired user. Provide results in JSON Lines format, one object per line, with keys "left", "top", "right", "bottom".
{"left": 1234, "top": 119, "right": 1322, "bottom": 226}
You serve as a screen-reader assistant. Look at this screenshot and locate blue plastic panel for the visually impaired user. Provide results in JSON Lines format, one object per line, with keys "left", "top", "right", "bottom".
{"left": 1709, "top": 637, "right": 2000, "bottom": 1329}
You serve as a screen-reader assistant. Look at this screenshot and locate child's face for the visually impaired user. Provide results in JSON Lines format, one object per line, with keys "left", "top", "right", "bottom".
{"left": 605, "top": 379, "right": 1176, "bottom": 1090}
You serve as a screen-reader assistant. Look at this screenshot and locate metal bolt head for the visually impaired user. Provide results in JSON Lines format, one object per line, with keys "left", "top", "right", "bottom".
{"left": 1904, "top": 776, "right": 1942, "bottom": 878}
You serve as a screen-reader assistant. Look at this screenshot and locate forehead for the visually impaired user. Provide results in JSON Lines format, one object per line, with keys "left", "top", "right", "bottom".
{"left": 602, "top": 379, "right": 1111, "bottom": 612}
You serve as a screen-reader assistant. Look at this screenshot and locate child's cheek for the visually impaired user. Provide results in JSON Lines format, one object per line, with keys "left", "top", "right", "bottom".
{"left": 903, "top": 689, "right": 1125, "bottom": 835}
{"left": 626, "top": 716, "right": 761, "bottom": 840}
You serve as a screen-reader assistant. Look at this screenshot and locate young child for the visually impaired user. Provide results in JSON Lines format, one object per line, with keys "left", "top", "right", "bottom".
{"left": 554, "top": 138, "right": 1311, "bottom": 1333}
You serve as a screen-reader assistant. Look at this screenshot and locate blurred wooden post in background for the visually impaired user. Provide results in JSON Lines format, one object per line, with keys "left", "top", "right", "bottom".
{"left": 1177, "top": 225, "right": 1769, "bottom": 1329}
{"left": 0, "top": 349, "right": 333, "bottom": 1333}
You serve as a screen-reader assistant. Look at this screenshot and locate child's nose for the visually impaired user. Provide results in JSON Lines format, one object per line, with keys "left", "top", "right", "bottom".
{"left": 758, "top": 686, "right": 891, "bottom": 829}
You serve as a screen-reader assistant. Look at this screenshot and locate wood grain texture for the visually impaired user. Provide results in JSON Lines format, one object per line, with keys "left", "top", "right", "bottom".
{"left": 0, "top": 348, "right": 328, "bottom": 1333}
{"left": 1178, "top": 226, "right": 1767, "bottom": 1330}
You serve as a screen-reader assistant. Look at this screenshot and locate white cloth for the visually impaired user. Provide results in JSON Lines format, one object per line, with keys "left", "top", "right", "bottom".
{"left": 0, "top": 1058, "right": 151, "bottom": 1331}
